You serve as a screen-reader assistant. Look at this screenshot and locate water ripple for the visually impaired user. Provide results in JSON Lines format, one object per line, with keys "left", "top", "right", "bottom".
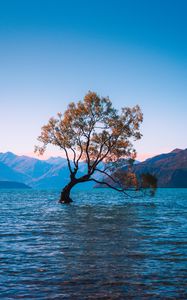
{"left": 0, "top": 188, "right": 187, "bottom": 299}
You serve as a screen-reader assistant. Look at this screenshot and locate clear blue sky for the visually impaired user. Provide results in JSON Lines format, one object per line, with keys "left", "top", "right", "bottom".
{"left": 0, "top": 0, "right": 186, "bottom": 160}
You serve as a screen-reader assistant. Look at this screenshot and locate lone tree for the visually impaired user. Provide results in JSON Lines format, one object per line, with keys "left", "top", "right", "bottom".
{"left": 35, "top": 91, "right": 156, "bottom": 203}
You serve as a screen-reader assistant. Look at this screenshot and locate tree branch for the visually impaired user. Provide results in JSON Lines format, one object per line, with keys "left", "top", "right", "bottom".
{"left": 95, "top": 168, "right": 120, "bottom": 185}
{"left": 70, "top": 147, "right": 77, "bottom": 169}
{"left": 75, "top": 137, "right": 84, "bottom": 167}
{"left": 85, "top": 120, "right": 96, "bottom": 172}
{"left": 90, "top": 137, "right": 112, "bottom": 172}
{"left": 88, "top": 178, "right": 133, "bottom": 197}
{"left": 51, "top": 129, "right": 73, "bottom": 175}
{"left": 63, "top": 148, "right": 73, "bottom": 175}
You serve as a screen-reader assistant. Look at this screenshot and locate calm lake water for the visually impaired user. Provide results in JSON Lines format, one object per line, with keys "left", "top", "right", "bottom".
{"left": 0, "top": 188, "right": 187, "bottom": 299}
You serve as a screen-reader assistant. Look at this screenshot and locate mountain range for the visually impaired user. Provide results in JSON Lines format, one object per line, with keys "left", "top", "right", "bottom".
{"left": 0, "top": 152, "right": 102, "bottom": 189}
{"left": 0, "top": 148, "right": 186, "bottom": 189}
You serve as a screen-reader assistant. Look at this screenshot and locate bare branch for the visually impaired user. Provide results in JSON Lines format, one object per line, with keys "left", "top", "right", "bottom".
{"left": 70, "top": 147, "right": 77, "bottom": 168}
{"left": 95, "top": 168, "right": 120, "bottom": 185}
{"left": 88, "top": 178, "right": 133, "bottom": 197}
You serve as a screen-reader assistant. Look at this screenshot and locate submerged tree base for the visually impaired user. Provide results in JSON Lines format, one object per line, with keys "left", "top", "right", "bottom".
{"left": 59, "top": 191, "right": 73, "bottom": 204}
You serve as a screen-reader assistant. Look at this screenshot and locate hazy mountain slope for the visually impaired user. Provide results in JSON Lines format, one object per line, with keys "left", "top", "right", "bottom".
{"left": 31, "top": 162, "right": 70, "bottom": 188}
{"left": 0, "top": 152, "right": 94, "bottom": 189}
{"left": 95, "top": 149, "right": 187, "bottom": 188}
{"left": 31, "top": 161, "right": 100, "bottom": 189}
{"left": 0, "top": 152, "right": 52, "bottom": 179}
{"left": 46, "top": 157, "right": 67, "bottom": 165}
{"left": 0, "top": 181, "right": 31, "bottom": 189}
{"left": 0, "top": 161, "right": 28, "bottom": 182}
{"left": 134, "top": 148, "right": 187, "bottom": 187}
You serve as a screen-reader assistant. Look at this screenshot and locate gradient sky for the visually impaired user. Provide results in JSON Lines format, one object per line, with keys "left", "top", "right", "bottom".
{"left": 0, "top": 0, "right": 186, "bottom": 160}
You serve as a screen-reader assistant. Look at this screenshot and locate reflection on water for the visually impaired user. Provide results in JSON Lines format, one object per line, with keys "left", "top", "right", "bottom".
{"left": 0, "top": 189, "right": 187, "bottom": 299}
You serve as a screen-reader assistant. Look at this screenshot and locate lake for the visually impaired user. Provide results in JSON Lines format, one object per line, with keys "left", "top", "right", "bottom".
{"left": 0, "top": 188, "right": 187, "bottom": 299}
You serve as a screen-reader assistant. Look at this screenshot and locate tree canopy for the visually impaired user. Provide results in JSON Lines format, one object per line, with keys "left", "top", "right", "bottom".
{"left": 35, "top": 91, "right": 156, "bottom": 203}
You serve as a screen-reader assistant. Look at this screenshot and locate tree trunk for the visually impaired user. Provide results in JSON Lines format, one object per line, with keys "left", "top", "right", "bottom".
{"left": 59, "top": 181, "right": 76, "bottom": 204}
{"left": 59, "top": 175, "right": 90, "bottom": 204}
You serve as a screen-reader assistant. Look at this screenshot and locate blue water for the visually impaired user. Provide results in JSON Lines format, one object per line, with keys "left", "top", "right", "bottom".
{"left": 0, "top": 188, "right": 187, "bottom": 299}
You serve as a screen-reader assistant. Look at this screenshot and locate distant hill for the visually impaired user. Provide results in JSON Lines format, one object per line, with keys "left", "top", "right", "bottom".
{"left": 46, "top": 156, "right": 67, "bottom": 165}
{"left": 0, "top": 181, "right": 31, "bottom": 189}
{"left": 96, "top": 148, "right": 187, "bottom": 188}
{"left": 0, "top": 160, "right": 28, "bottom": 182}
{"left": 134, "top": 148, "right": 187, "bottom": 187}
{"left": 0, "top": 152, "right": 52, "bottom": 180}
{"left": 0, "top": 149, "right": 186, "bottom": 189}
{"left": 0, "top": 152, "right": 95, "bottom": 189}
